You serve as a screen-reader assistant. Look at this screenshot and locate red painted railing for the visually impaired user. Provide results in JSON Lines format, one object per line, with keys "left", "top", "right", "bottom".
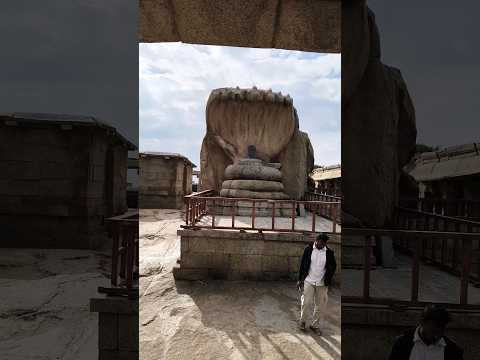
{"left": 183, "top": 190, "right": 341, "bottom": 234}
{"left": 342, "top": 228, "right": 480, "bottom": 309}
{"left": 99, "top": 211, "right": 139, "bottom": 298}
{"left": 343, "top": 207, "right": 480, "bottom": 309}
{"left": 400, "top": 197, "right": 480, "bottom": 221}
{"left": 394, "top": 207, "right": 480, "bottom": 282}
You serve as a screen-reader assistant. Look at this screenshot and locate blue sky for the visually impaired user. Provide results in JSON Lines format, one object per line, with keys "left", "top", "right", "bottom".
{"left": 139, "top": 43, "right": 340, "bottom": 167}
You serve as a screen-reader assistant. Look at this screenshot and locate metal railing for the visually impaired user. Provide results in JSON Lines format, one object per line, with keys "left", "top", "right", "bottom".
{"left": 183, "top": 190, "right": 341, "bottom": 233}
{"left": 342, "top": 228, "right": 480, "bottom": 309}
{"left": 305, "top": 192, "right": 341, "bottom": 222}
{"left": 98, "top": 211, "right": 139, "bottom": 298}
{"left": 394, "top": 207, "right": 480, "bottom": 282}
{"left": 400, "top": 197, "right": 480, "bottom": 221}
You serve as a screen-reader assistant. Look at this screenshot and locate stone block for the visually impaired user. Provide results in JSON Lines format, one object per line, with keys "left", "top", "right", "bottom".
{"left": 236, "top": 239, "right": 265, "bottom": 255}
{"left": 262, "top": 255, "right": 288, "bottom": 272}
{"left": 288, "top": 256, "right": 301, "bottom": 273}
{"left": 230, "top": 254, "right": 262, "bottom": 273}
{"left": 118, "top": 314, "right": 139, "bottom": 351}
{"left": 275, "top": 0, "right": 340, "bottom": 52}
{"left": 173, "top": 266, "right": 209, "bottom": 280}
{"left": 99, "top": 313, "right": 118, "bottom": 350}
{"left": 180, "top": 252, "right": 212, "bottom": 269}
{"left": 180, "top": 237, "right": 189, "bottom": 253}
{"left": 172, "top": 0, "right": 278, "bottom": 48}
{"left": 99, "top": 350, "right": 139, "bottom": 360}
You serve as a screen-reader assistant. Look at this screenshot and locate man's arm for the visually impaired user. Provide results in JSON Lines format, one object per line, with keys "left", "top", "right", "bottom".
{"left": 297, "top": 247, "right": 308, "bottom": 289}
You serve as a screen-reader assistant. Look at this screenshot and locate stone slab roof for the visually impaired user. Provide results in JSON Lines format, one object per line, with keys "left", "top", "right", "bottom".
{"left": 405, "top": 143, "right": 480, "bottom": 182}
{"left": 311, "top": 164, "right": 341, "bottom": 181}
{"left": 140, "top": 151, "right": 196, "bottom": 168}
{"left": 0, "top": 112, "right": 137, "bottom": 150}
{"left": 139, "top": 0, "right": 341, "bottom": 53}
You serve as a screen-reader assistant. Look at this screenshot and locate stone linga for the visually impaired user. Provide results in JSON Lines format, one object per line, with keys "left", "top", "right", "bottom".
{"left": 200, "top": 86, "right": 314, "bottom": 208}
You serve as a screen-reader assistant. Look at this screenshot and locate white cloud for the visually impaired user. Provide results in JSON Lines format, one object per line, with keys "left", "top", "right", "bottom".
{"left": 139, "top": 43, "right": 340, "bottom": 167}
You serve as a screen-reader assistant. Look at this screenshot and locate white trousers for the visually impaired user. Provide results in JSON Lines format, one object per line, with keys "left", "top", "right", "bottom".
{"left": 300, "top": 281, "right": 328, "bottom": 328}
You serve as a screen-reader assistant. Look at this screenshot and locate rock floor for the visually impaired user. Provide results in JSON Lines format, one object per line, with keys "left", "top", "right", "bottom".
{"left": 140, "top": 209, "right": 341, "bottom": 360}
{"left": 0, "top": 248, "right": 111, "bottom": 359}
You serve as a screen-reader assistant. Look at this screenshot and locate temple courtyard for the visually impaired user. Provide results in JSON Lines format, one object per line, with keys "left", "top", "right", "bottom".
{"left": 140, "top": 209, "right": 341, "bottom": 360}
{"left": 0, "top": 248, "right": 110, "bottom": 359}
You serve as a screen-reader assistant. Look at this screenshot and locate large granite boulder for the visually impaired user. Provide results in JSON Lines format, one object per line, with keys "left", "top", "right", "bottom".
{"left": 342, "top": 2, "right": 417, "bottom": 227}
{"left": 278, "top": 130, "right": 315, "bottom": 200}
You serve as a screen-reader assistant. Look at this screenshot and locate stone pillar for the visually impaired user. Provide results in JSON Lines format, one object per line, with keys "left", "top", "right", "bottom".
{"left": 90, "top": 296, "right": 139, "bottom": 360}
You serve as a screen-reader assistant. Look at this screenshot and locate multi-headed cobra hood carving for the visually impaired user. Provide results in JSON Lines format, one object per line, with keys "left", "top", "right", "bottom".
{"left": 206, "top": 86, "right": 298, "bottom": 163}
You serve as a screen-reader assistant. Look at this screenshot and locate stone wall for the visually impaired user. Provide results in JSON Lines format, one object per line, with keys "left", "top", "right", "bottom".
{"left": 342, "top": 304, "right": 480, "bottom": 360}
{"left": 173, "top": 229, "right": 341, "bottom": 282}
{"left": 90, "top": 296, "right": 139, "bottom": 360}
{"left": 0, "top": 124, "right": 129, "bottom": 248}
{"left": 139, "top": 156, "right": 193, "bottom": 209}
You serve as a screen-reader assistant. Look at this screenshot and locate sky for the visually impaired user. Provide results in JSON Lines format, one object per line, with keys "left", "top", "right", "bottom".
{"left": 0, "top": 0, "right": 138, "bottom": 146}
{"left": 368, "top": 0, "right": 480, "bottom": 148}
{"left": 139, "top": 43, "right": 341, "bottom": 167}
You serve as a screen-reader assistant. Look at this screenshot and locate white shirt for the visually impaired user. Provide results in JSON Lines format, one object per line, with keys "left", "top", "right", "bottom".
{"left": 409, "top": 326, "right": 446, "bottom": 360}
{"left": 305, "top": 246, "right": 327, "bottom": 286}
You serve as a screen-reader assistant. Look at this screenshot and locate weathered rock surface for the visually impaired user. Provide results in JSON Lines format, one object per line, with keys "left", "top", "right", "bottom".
{"left": 278, "top": 131, "right": 315, "bottom": 200}
{"left": 139, "top": 0, "right": 341, "bottom": 53}
{"left": 139, "top": 209, "right": 341, "bottom": 360}
{"left": 342, "top": 3, "right": 417, "bottom": 227}
{"left": 219, "top": 189, "right": 290, "bottom": 200}
{"left": 222, "top": 179, "right": 285, "bottom": 192}
{"left": 0, "top": 248, "right": 110, "bottom": 360}
{"left": 224, "top": 161, "right": 283, "bottom": 182}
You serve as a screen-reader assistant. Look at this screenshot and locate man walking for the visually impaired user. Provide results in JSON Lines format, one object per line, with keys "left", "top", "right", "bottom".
{"left": 388, "top": 305, "right": 463, "bottom": 360}
{"left": 297, "top": 233, "right": 337, "bottom": 335}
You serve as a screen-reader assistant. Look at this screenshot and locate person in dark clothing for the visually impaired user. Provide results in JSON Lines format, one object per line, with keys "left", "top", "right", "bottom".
{"left": 296, "top": 233, "right": 337, "bottom": 335}
{"left": 388, "top": 305, "right": 463, "bottom": 360}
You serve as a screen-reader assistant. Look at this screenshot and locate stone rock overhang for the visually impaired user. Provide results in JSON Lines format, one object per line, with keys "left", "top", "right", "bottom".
{"left": 0, "top": 112, "right": 137, "bottom": 151}
{"left": 405, "top": 143, "right": 480, "bottom": 183}
{"left": 139, "top": 0, "right": 341, "bottom": 53}
{"left": 140, "top": 151, "right": 197, "bottom": 168}
{"left": 311, "top": 164, "right": 341, "bottom": 181}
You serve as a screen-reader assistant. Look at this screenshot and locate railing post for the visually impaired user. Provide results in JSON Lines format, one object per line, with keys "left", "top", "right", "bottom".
{"left": 211, "top": 199, "right": 215, "bottom": 228}
{"left": 271, "top": 201, "right": 275, "bottom": 230}
{"left": 363, "top": 235, "right": 372, "bottom": 300}
{"left": 460, "top": 238, "right": 472, "bottom": 304}
{"left": 311, "top": 203, "right": 316, "bottom": 232}
{"left": 111, "top": 222, "right": 119, "bottom": 287}
{"left": 291, "top": 200, "right": 296, "bottom": 231}
{"left": 231, "top": 199, "right": 235, "bottom": 228}
{"left": 252, "top": 200, "right": 256, "bottom": 229}
{"left": 332, "top": 203, "right": 337, "bottom": 233}
{"left": 125, "top": 225, "right": 134, "bottom": 290}
{"left": 411, "top": 238, "right": 421, "bottom": 303}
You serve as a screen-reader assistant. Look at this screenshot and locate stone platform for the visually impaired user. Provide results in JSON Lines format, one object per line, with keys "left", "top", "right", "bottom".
{"left": 173, "top": 228, "right": 341, "bottom": 281}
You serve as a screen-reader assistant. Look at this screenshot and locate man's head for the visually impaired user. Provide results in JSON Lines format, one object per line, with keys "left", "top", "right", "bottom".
{"left": 314, "top": 233, "right": 329, "bottom": 249}
{"left": 419, "top": 305, "right": 451, "bottom": 344}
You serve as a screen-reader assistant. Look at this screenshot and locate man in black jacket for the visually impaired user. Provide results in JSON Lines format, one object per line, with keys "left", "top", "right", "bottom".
{"left": 296, "top": 233, "right": 337, "bottom": 335}
{"left": 388, "top": 305, "right": 463, "bottom": 360}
